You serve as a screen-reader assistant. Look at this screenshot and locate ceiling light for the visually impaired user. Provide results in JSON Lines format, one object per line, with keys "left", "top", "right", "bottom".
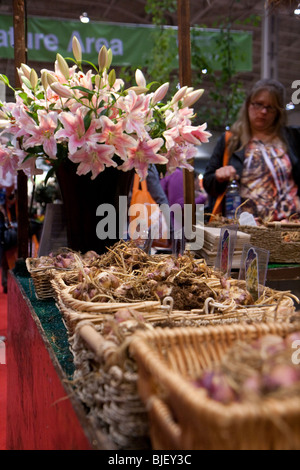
{"left": 294, "top": 3, "right": 300, "bottom": 15}
{"left": 80, "top": 12, "right": 90, "bottom": 23}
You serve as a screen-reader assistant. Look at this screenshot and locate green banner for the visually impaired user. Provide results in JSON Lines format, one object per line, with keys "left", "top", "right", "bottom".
{"left": 0, "top": 15, "right": 252, "bottom": 71}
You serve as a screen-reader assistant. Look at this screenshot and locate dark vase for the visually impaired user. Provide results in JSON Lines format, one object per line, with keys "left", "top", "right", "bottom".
{"left": 55, "top": 158, "right": 134, "bottom": 255}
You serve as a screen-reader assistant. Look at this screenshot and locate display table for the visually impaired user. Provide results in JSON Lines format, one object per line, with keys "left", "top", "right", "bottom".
{"left": 6, "top": 262, "right": 115, "bottom": 450}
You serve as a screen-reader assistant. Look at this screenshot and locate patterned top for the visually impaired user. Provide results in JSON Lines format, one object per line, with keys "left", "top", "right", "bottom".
{"left": 240, "top": 138, "right": 300, "bottom": 221}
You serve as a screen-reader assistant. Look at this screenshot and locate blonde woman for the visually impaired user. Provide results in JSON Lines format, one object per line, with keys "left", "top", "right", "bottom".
{"left": 203, "top": 79, "right": 300, "bottom": 221}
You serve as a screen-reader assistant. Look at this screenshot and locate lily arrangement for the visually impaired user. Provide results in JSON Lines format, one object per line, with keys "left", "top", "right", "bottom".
{"left": 0, "top": 35, "right": 211, "bottom": 181}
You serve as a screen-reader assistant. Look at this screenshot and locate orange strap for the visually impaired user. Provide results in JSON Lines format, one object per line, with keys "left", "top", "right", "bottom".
{"left": 132, "top": 173, "right": 148, "bottom": 194}
{"left": 222, "top": 130, "right": 231, "bottom": 166}
{"left": 5, "top": 202, "right": 12, "bottom": 222}
{"left": 131, "top": 173, "right": 156, "bottom": 206}
{"left": 209, "top": 131, "right": 232, "bottom": 221}
{"left": 132, "top": 172, "right": 139, "bottom": 193}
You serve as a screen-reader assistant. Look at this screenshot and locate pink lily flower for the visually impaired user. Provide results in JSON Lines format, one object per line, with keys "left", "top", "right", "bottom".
{"left": 165, "top": 144, "right": 197, "bottom": 174}
{"left": 179, "top": 123, "right": 212, "bottom": 145}
{"left": 56, "top": 108, "right": 100, "bottom": 154}
{"left": 23, "top": 110, "right": 58, "bottom": 159}
{"left": 119, "top": 138, "right": 167, "bottom": 180}
{"left": 119, "top": 91, "right": 153, "bottom": 139}
{"left": 6, "top": 103, "right": 35, "bottom": 145}
{"left": 163, "top": 127, "right": 180, "bottom": 151}
{"left": 0, "top": 99, "right": 31, "bottom": 140}
{"left": 18, "top": 155, "right": 44, "bottom": 177}
{"left": 97, "top": 116, "right": 137, "bottom": 160}
{"left": 71, "top": 69, "right": 94, "bottom": 98}
{"left": 0, "top": 143, "right": 20, "bottom": 178}
{"left": 68, "top": 142, "right": 116, "bottom": 180}
{"left": 165, "top": 107, "right": 194, "bottom": 129}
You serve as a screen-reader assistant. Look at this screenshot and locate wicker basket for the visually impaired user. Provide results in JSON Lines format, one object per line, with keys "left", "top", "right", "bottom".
{"left": 26, "top": 258, "right": 57, "bottom": 300}
{"left": 57, "top": 293, "right": 297, "bottom": 334}
{"left": 130, "top": 321, "right": 300, "bottom": 450}
{"left": 57, "top": 286, "right": 298, "bottom": 450}
{"left": 69, "top": 319, "right": 154, "bottom": 450}
{"left": 26, "top": 257, "right": 79, "bottom": 300}
{"left": 26, "top": 249, "right": 99, "bottom": 300}
{"left": 55, "top": 282, "right": 162, "bottom": 313}
{"left": 236, "top": 222, "right": 300, "bottom": 264}
{"left": 51, "top": 269, "right": 298, "bottom": 336}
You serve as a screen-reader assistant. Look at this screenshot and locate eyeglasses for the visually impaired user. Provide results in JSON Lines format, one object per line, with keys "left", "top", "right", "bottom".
{"left": 250, "top": 102, "right": 277, "bottom": 114}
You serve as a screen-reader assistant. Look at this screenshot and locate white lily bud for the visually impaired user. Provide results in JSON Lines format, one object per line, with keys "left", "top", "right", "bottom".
{"left": 20, "top": 63, "right": 32, "bottom": 80}
{"left": 29, "top": 69, "right": 38, "bottom": 89}
{"left": 72, "top": 36, "right": 82, "bottom": 63}
{"left": 50, "top": 82, "right": 73, "bottom": 98}
{"left": 98, "top": 45, "right": 108, "bottom": 71}
{"left": 151, "top": 82, "right": 169, "bottom": 105}
{"left": 17, "top": 68, "right": 24, "bottom": 84}
{"left": 135, "top": 69, "right": 146, "bottom": 88}
{"left": 56, "top": 53, "right": 70, "bottom": 80}
{"left": 127, "top": 86, "right": 149, "bottom": 95}
{"left": 41, "top": 71, "right": 49, "bottom": 91}
{"left": 20, "top": 75, "right": 32, "bottom": 89}
{"left": 46, "top": 73, "right": 58, "bottom": 86}
{"left": 170, "top": 85, "right": 188, "bottom": 104}
{"left": 182, "top": 89, "right": 204, "bottom": 108}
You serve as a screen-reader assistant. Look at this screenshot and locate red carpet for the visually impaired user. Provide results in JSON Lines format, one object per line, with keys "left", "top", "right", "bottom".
{"left": 0, "top": 273, "right": 7, "bottom": 451}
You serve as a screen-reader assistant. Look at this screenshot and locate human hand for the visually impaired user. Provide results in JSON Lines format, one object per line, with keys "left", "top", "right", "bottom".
{"left": 215, "top": 165, "right": 237, "bottom": 183}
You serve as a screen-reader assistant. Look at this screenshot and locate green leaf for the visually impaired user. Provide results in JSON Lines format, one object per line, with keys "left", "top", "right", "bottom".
{"left": 0, "top": 74, "right": 10, "bottom": 86}
{"left": 64, "top": 56, "right": 77, "bottom": 64}
{"left": 71, "top": 85, "right": 94, "bottom": 94}
{"left": 80, "top": 59, "right": 99, "bottom": 72}
{"left": 71, "top": 85, "right": 94, "bottom": 101}
{"left": 147, "top": 81, "right": 161, "bottom": 91}
{"left": 83, "top": 109, "right": 93, "bottom": 132}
